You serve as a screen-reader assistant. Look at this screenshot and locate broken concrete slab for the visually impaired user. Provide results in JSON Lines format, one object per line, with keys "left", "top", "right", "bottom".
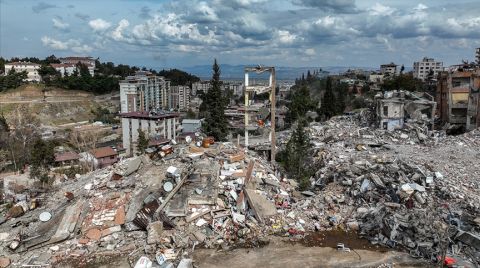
{"left": 147, "top": 221, "right": 164, "bottom": 245}
{"left": 49, "top": 200, "right": 84, "bottom": 244}
{"left": 244, "top": 189, "right": 277, "bottom": 223}
{"left": 177, "top": 258, "right": 193, "bottom": 268}
{"left": 455, "top": 231, "right": 480, "bottom": 250}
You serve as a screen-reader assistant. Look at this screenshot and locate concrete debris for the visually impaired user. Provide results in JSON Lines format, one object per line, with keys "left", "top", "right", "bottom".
{"left": 147, "top": 221, "right": 164, "bottom": 245}
{"left": 0, "top": 257, "right": 11, "bottom": 268}
{"left": 1, "top": 112, "right": 479, "bottom": 267}
{"left": 274, "top": 113, "right": 480, "bottom": 265}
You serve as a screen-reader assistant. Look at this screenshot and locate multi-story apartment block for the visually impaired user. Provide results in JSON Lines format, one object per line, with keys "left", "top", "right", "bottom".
{"left": 476, "top": 48, "right": 480, "bottom": 64}
{"left": 437, "top": 66, "right": 480, "bottom": 130}
{"left": 50, "top": 63, "right": 77, "bottom": 77}
{"left": 59, "top": 56, "right": 96, "bottom": 76}
{"left": 120, "top": 111, "right": 180, "bottom": 155}
{"left": 4, "top": 62, "right": 41, "bottom": 82}
{"left": 120, "top": 71, "right": 170, "bottom": 113}
{"left": 169, "top": 86, "right": 191, "bottom": 111}
{"left": 224, "top": 81, "right": 244, "bottom": 97}
{"left": 192, "top": 81, "right": 211, "bottom": 96}
{"left": 380, "top": 63, "right": 398, "bottom": 76}
{"left": 413, "top": 57, "right": 443, "bottom": 81}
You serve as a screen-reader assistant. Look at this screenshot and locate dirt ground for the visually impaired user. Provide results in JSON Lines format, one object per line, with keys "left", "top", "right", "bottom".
{"left": 193, "top": 237, "right": 429, "bottom": 268}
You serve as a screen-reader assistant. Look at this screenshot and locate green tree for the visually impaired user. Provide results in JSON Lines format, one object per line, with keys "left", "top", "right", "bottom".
{"left": 201, "top": 59, "right": 229, "bottom": 141}
{"left": 285, "top": 85, "right": 317, "bottom": 126}
{"left": 283, "top": 119, "right": 312, "bottom": 190}
{"left": 185, "top": 109, "right": 196, "bottom": 119}
{"left": 318, "top": 77, "right": 337, "bottom": 120}
{"left": 137, "top": 129, "right": 149, "bottom": 154}
{"left": 30, "top": 138, "right": 55, "bottom": 183}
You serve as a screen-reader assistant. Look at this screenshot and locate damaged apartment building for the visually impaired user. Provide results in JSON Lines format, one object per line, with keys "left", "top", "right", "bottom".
{"left": 376, "top": 91, "right": 436, "bottom": 131}
{"left": 437, "top": 64, "right": 480, "bottom": 132}
{"left": 119, "top": 71, "right": 180, "bottom": 156}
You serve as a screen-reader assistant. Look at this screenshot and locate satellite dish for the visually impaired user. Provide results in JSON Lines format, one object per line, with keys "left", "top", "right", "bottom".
{"left": 39, "top": 211, "right": 52, "bottom": 222}
{"left": 185, "top": 136, "right": 192, "bottom": 143}
{"left": 163, "top": 181, "right": 174, "bottom": 192}
{"left": 195, "top": 132, "right": 200, "bottom": 137}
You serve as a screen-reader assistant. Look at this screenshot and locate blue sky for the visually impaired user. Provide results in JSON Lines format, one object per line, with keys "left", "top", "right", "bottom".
{"left": 1, "top": 0, "right": 479, "bottom": 69}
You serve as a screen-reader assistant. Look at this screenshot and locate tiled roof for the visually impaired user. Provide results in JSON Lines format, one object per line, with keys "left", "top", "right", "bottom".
{"left": 91, "top": 147, "right": 117, "bottom": 158}
{"left": 55, "top": 152, "right": 80, "bottom": 162}
{"left": 6, "top": 62, "right": 41, "bottom": 66}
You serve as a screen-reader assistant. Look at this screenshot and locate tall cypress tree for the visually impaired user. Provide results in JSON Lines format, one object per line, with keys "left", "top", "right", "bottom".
{"left": 202, "top": 59, "right": 229, "bottom": 141}
{"left": 318, "top": 77, "right": 337, "bottom": 120}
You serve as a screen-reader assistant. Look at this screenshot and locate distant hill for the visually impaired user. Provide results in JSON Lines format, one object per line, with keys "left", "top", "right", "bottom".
{"left": 180, "top": 64, "right": 379, "bottom": 80}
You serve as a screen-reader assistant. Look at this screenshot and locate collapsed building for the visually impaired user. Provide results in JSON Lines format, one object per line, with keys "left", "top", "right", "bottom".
{"left": 437, "top": 66, "right": 480, "bottom": 132}
{"left": 375, "top": 91, "right": 436, "bottom": 131}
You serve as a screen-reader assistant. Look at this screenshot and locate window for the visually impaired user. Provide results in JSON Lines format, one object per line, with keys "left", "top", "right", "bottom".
{"left": 383, "top": 106, "right": 388, "bottom": 116}
{"left": 383, "top": 122, "right": 388, "bottom": 129}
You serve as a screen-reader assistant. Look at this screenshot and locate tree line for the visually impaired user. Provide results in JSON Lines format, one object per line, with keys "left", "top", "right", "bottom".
{"left": 0, "top": 55, "right": 200, "bottom": 94}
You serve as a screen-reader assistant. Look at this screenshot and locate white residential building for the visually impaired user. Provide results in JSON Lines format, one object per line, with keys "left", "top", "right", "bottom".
{"left": 120, "top": 71, "right": 170, "bottom": 113}
{"left": 369, "top": 74, "right": 385, "bottom": 84}
{"left": 169, "top": 86, "right": 191, "bottom": 111}
{"left": 224, "top": 81, "right": 244, "bottom": 96}
{"left": 413, "top": 57, "right": 443, "bottom": 81}
{"left": 380, "top": 63, "right": 398, "bottom": 76}
{"left": 192, "top": 81, "right": 210, "bottom": 96}
{"left": 59, "top": 56, "right": 96, "bottom": 76}
{"left": 4, "top": 62, "right": 41, "bottom": 82}
{"left": 120, "top": 111, "right": 180, "bottom": 155}
{"left": 51, "top": 63, "right": 77, "bottom": 77}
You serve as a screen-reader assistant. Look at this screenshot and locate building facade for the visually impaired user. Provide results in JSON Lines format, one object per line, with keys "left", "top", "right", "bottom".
{"left": 476, "top": 48, "right": 480, "bottom": 64}
{"left": 51, "top": 63, "right": 77, "bottom": 77}
{"left": 4, "top": 62, "right": 41, "bottom": 82}
{"left": 436, "top": 67, "right": 480, "bottom": 130}
{"left": 120, "top": 71, "right": 170, "bottom": 113}
{"left": 413, "top": 57, "right": 443, "bottom": 81}
{"left": 120, "top": 111, "right": 180, "bottom": 156}
{"left": 169, "top": 86, "right": 191, "bottom": 111}
{"left": 192, "top": 81, "right": 210, "bottom": 96}
{"left": 380, "top": 63, "right": 398, "bottom": 76}
{"left": 181, "top": 119, "right": 202, "bottom": 133}
{"left": 59, "top": 56, "right": 95, "bottom": 76}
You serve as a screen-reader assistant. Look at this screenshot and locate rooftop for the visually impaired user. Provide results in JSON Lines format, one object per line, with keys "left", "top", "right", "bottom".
{"left": 182, "top": 119, "right": 202, "bottom": 124}
{"left": 91, "top": 147, "right": 117, "bottom": 158}
{"left": 55, "top": 152, "right": 80, "bottom": 162}
{"left": 120, "top": 111, "right": 180, "bottom": 120}
{"left": 51, "top": 63, "right": 76, "bottom": 68}
{"left": 6, "top": 62, "right": 41, "bottom": 66}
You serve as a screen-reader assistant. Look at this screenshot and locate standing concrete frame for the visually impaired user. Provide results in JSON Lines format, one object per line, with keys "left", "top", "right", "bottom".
{"left": 244, "top": 66, "right": 276, "bottom": 163}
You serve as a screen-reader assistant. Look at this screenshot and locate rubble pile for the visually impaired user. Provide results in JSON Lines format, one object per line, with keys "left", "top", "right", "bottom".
{"left": 279, "top": 115, "right": 480, "bottom": 263}
{"left": 0, "top": 141, "right": 299, "bottom": 267}
{"left": 0, "top": 113, "right": 479, "bottom": 267}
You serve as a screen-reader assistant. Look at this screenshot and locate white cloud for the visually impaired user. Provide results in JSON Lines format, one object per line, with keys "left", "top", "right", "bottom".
{"left": 41, "top": 36, "right": 93, "bottom": 53}
{"left": 369, "top": 3, "right": 395, "bottom": 16}
{"left": 111, "top": 19, "right": 131, "bottom": 42}
{"left": 414, "top": 3, "right": 428, "bottom": 11}
{"left": 52, "top": 18, "right": 69, "bottom": 30}
{"left": 72, "top": 44, "right": 93, "bottom": 53}
{"left": 89, "top": 18, "right": 112, "bottom": 32}
{"left": 277, "top": 30, "right": 296, "bottom": 44}
{"left": 305, "top": 48, "right": 315, "bottom": 56}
